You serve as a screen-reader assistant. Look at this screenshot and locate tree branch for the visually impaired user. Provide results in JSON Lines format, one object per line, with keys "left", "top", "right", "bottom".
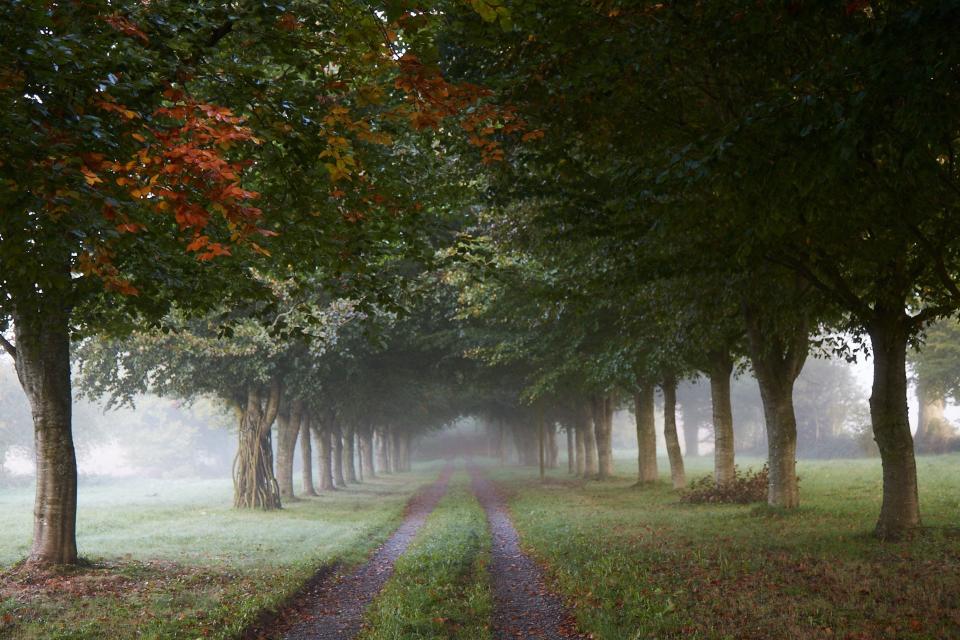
{"left": 907, "top": 222, "right": 960, "bottom": 303}
{"left": 765, "top": 251, "right": 872, "bottom": 320}
{"left": 0, "top": 334, "right": 16, "bottom": 359}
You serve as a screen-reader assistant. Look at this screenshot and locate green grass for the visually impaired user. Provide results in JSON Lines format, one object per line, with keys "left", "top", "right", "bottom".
{"left": 359, "top": 472, "right": 492, "bottom": 640}
{"left": 491, "top": 454, "right": 960, "bottom": 640}
{"left": 0, "top": 469, "right": 439, "bottom": 640}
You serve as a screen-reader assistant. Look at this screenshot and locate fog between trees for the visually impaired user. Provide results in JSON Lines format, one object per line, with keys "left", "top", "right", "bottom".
{"left": 1, "top": 351, "right": 953, "bottom": 481}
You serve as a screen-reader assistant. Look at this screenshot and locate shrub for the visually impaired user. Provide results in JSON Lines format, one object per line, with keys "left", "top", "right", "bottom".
{"left": 679, "top": 465, "right": 771, "bottom": 504}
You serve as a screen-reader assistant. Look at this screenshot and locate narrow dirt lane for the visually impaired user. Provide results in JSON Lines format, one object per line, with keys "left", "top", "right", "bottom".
{"left": 468, "top": 467, "right": 587, "bottom": 640}
{"left": 270, "top": 466, "right": 453, "bottom": 640}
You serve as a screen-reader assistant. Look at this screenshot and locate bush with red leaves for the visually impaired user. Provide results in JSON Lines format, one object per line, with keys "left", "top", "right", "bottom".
{"left": 680, "top": 465, "right": 774, "bottom": 504}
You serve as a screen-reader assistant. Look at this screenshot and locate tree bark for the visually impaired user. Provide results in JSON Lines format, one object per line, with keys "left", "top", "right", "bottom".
{"left": 300, "top": 414, "right": 317, "bottom": 496}
{"left": 661, "top": 377, "right": 686, "bottom": 489}
{"left": 275, "top": 399, "right": 302, "bottom": 499}
{"left": 574, "top": 424, "right": 586, "bottom": 476}
{"left": 579, "top": 402, "right": 598, "bottom": 476}
{"left": 316, "top": 425, "right": 336, "bottom": 491}
{"left": 344, "top": 425, "right": 358, "bottom": 483}
{"left": 634, "top": 385, "right": 658, "bottom": 484}
{"left": 233, "top": 378, "right": 283, "bottom": 509}
{"left": 12, "top": 292, "right": 78, "bottom": 565}
{"left": 361, "top": 430, "right": 376, "bottom": 477}
{"left": 592, "top": 394, "right": 614, "bottom": 479}
{"left": 546, "top": 421, "right": 559, "bottom": 468}
{"left": 332, "top": 427, "right": 346, "bottom": 487}
{"left": 708, "top": 351, "right": 736, "bottom": 485}
{"left": 869, "top": 316, "right": 922, "bottom": 538}
{"left": 389, "top": 429, "right": 399, "bottom": 472}
{"left": 566, "top": 425, "right": 574, "bottom": 474}
{"left": 743, "top": 302, "right": 808, "bottom": 509}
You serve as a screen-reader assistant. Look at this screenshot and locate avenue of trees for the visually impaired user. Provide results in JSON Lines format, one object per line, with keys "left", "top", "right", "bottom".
{"left": 2, "top": 0, "right": 959, "bottom": 567}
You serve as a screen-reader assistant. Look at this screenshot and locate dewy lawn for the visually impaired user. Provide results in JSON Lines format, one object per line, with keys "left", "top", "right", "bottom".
{"left": 2, "top": 456, "right": 958, "bottom": 639}
{"left": 493, "top": 454, "right": 960, "bottom": 640}
{"left": 0, "top": 470, "right": 437, "bottom": 640}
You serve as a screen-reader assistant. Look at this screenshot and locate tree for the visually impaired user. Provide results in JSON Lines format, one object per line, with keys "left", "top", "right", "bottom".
{"left": 910, "top": 320, "right": 960, "bottom": 453}
{"left": 2, "top": 0, "right": 523, "bottom": 564}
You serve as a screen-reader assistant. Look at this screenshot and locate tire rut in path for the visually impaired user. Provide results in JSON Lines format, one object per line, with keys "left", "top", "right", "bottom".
{"left": 278, "top": 466, "right": 453, "bottom": 640}
{"left": 468, "top": 466, "right": 587, "bottom": 640}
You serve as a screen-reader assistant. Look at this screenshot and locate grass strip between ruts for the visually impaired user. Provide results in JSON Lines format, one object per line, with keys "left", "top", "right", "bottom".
{"left": 358, "top": 472, "right": 493, "bottom": 640}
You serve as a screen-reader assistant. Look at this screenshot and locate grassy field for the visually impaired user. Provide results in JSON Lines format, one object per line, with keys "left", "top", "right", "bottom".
{"left": 359, "top": 472, "right": 492, "bottom": 640}
{"left": 0, "top": 469, "right": 439, "bottom": 640}
{"left": 492, "top": 454, "right": 960, "bottom": 640}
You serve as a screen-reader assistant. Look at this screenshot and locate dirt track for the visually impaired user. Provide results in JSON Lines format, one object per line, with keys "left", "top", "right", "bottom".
{"left": 469, "top": 467, "right": 587, "bottom": 640}
{"left": 255, "top": 465, "right": 585, "bottom": 639}
{"left": 267, "top": 466, "right": 453, "bottom": 640}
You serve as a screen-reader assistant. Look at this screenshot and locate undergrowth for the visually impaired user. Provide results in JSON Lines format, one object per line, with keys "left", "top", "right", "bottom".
{"left": 679, "top": 465, "right": 771, "bottom": 504}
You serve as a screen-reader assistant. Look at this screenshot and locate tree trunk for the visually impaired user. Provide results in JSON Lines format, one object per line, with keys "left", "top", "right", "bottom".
{"left": 513, "top": 424, "right": 538, "bottom": 466}
{"left": 708, "top": 351, "right": 736, "bottom": 485}
{"left": 344, "top": 426, "right": 358, "bottom": 483}
{"left": 332, "top": 427, "right": 346, "bottom": 487}
{"left": 592, "top": 395, "right": 614, "bottom": 479}
{"left": 915, "top": 377, "right": 955, "bottom": 453}
{"left": 546, "top": 421, "right": 559, "bottom": 468}
{"left": 498, "top": 421, "right": 507, "bottom": 465}
{"left": 662, "top": 377, "right": 686, "bottom": 489}
{"left": 361, "top": 430, "right": 376, "bottom": 478}
{"left": 869, "top": 317, "right": 921, "bottom": 538}
{"left": 743, "top": 303, "right": 808, "bottom": 509}
{"left": 233, "top": 379, "right": 283, "bottom": 509}
{"left": 376, "top": 429, "right": 389, "bottom": 473}
{"left": 11, "top": 293, "right": 78, "bottom": 565}
{"left": 682, "top": 409, "right": 699, "bottom": 457}
{"left": 275, "top": 400, "right": 302, "bottom": 499}
{"left": 300, "top": 415, "right": 317, "bottom": 496}
{"left": 566, "top": 425, "right": 574, "bottom": 474}
{"left": 389, "top": 429, "right": 399, "bottom": 472}
{"left": 395, "top": 431, "right": 408, "bottom": 472}
{"left": 634, "top": 385, "right": 658, "bottom": 484}
{"left": 354, "top": 431, "right": 363, "bottom": 482}
{"left": 538, "top": 409, "right": 546, "bottom": 482}
{"left": 316, "top": 425, "right": 336, "bottom": 491}
{"left": 574, "top": 424, "right": 586, "bottom": 476}
{"left": 579, "top": 402, "right": 598, "bottom": 476}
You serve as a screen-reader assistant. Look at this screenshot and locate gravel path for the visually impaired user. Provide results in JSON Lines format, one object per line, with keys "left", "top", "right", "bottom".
{"left": 274, "top": 466, "right": 453, "bottom": 640}
{"left": 468, "top": 467, "right": 587, "bottom": 640}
